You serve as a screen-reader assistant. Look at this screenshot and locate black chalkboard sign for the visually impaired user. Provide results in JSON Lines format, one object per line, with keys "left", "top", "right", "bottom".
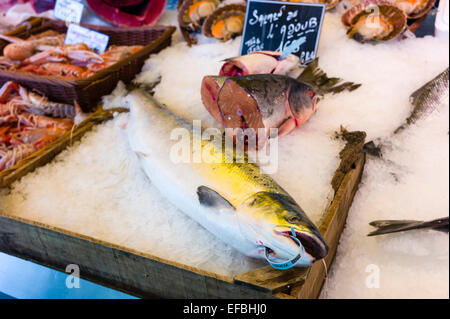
{"left": 240, "top": 0, "right": 326, "bottom": 65}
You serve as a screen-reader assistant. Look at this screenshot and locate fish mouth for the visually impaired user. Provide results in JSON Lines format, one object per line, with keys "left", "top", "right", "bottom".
{"left": 273, "top": 226, "right": 328, "bottom": 262}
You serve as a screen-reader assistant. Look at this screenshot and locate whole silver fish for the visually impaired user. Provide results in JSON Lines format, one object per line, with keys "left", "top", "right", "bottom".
{"left": 125, "top": 90, "right": 328, "bottom": 268}
{"left": 395, "top": 68, "right": 449, "bottom": 134}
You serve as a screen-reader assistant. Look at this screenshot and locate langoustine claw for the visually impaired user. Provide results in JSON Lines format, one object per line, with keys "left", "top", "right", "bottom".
{"left": 0, "top": 81, "right": 80, "bottom": 172}
{"left": 0, "top": 81, "right": 77, "bottom": 118}
{"left": 85, "top": 45, "right": 143, "bottom": 74}
{"left": 0, "top": 81, "right": 19, "bottom": 103}
{"left": 17, "top": 113, "right": 74, "bottom": 130}
{"left": 8, "top": 127, "right": 66, "bottom": 147}
{"left": 27, "top": 62, "right": 85, "bottom": 80}
{"left": 0, "top": 143, "right": 36, "bottom": 171}
{"left": 0, "top": 33, "right": 66, "bottom": 61}
{"left": 22, "top": 44, "right": 104, "bottom": 66}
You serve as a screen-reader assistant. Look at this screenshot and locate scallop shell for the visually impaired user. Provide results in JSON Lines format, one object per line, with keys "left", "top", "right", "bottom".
{"left": 342, "top": 0, "right": 407, "bottom": 41}
{"left": 394, "top": 0, "right": 436, "bottom": 19}
{"left": 202, "top": 4, "right": 247, "bottom": 41}
{"left": 178, "top": 0, "right": 222, "bottom": 45}
{"left": 280, "top": 0, "right": 341, "bottom": 10}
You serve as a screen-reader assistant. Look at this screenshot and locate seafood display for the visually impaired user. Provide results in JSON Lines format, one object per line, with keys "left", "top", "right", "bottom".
{"left": 0, "top": 0, "right": 447, "bottom": 300}
{"left": 202, "top": 56, "right": 361, "bottom": 148}
{"left": 341, "top": 0, "right": 436, "bottom": 42}
{"left": 395, "top": 67, "right": 449, "bottom": 134}
{"left": 177, "top": 0, "right": 246, "bottom": 45}
{"left": 126, "top": 89, "right": 329, "bottom": 267}
{"left": 0, "top": 30, "right": 144, "bottom": 80}
{"left": 0, "top": 81, "right": 76, "bottom": 171}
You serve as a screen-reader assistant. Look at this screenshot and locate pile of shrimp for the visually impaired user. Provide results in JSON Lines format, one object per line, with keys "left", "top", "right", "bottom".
{"left": 0, "top": 30, "right": 144, "bottom": 80}
{"left": 0, "top": 81, "right": 77, "bottom": 171}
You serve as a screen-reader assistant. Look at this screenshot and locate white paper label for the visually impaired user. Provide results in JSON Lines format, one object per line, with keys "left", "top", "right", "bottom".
{"left": 65, "top": 24, "right": 110, "bottom": 54}
{"left": 54, "top": 0, "right": 85, "bottom": 24}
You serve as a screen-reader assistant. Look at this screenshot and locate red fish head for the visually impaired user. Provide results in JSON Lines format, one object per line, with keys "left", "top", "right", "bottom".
{"left": 288, "top": 83, "right": 322, "bottom": 126}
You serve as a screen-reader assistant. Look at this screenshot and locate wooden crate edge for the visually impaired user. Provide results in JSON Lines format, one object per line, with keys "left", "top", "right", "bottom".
{"left": 290, "top": 153, "right": 366, "bottom": 299}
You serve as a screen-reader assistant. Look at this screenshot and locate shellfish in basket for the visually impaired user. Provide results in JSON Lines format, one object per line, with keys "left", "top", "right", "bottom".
{"left": 177, "top": 0, "right": 223, "bottom": 45}
{"left": 342, "top": 0, "right": 408, "bottom": 42}
{"left": 202, "top": 4, "right": 247, "bottom": 41}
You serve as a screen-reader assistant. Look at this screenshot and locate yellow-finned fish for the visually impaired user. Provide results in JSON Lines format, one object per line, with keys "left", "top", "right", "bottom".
{"left": 125, "top": 90, "right": 328, "bottom": 268}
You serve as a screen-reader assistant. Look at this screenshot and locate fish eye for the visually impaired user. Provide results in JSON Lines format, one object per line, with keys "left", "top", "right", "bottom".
{"left": 306, "top": 89, "right": 316, "bottom": 99}
{"left": 287, "top": 216, "right": 300, "bottom": 223}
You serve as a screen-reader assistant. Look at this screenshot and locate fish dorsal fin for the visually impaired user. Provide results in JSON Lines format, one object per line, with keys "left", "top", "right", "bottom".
{"left": 197, "top": 186, "right": 235, "bottom": 211}
{"left": 297, "top": 58, "right": 361, "bottom": 95}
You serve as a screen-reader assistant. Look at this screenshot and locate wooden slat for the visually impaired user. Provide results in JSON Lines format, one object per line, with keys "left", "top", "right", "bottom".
{"left": 234, "top": 265, "right": 309, "bottom": 294}
{"left": 0, "top": 124, "right": 366, "bottom": 298}
{"left": 290, "top": 154, "right": 366, "bottom": 299}
{"left": 0, "top": 214, "right": 276, "bottom": 299}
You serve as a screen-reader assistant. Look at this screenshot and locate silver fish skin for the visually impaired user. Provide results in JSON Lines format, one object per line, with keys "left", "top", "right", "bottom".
{"left": 124, "top": 90, "right": 328, "bottom": 266}
{"left": 395, "top": 68, "right": 449, "bottom": 134}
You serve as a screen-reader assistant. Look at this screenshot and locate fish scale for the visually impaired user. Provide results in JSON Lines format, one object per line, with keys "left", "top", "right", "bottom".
{"left": 395, "top": 67, "right": 449, "bottom": 134}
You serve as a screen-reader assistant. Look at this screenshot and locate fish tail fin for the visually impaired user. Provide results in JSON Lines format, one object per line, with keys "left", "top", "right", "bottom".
{"left": 367, "top": 217, "right": 449, "bottom": 236}
{"left": 297, "top": 58, "right": 361, "bottom": 95}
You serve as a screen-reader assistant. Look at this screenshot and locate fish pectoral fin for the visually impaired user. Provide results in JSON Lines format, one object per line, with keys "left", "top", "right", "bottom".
{"left": 197, "top": 186, "right": 236, "bottom": 212}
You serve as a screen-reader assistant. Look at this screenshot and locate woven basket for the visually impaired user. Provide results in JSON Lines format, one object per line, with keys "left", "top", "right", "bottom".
{"left": 0, "top": 107, "right": 129, "bottom": 188}
{"left": 0, "top": 18, "right": 175, "bottom": 112}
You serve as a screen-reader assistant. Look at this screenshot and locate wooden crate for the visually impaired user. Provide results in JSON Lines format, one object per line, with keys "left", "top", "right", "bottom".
{"left": 0, "top": 108, "right": 128, "bottom": 188}
{"left": 0, "top": 125, "right": 365, "bottom": 299}
{"left": 0, "top": 18, "right": 175, "bottom": 112}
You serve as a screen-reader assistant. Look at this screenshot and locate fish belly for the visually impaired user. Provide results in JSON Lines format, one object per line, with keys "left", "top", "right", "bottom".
{"left": 126, "top": 91, "right": 259, "bottom": 257}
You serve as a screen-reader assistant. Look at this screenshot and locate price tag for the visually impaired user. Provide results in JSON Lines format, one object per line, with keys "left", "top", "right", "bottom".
{"left": 240, "top": 0, "right": 326, "bottom": 65}
{"left": 65, "top": 24, "right": 110, "bottom": 54}
{"left": 54, "top": 0, "right": 85, "bottom": 23}
{"left": 166, "top": 0, "right": 179, "bottom": 10}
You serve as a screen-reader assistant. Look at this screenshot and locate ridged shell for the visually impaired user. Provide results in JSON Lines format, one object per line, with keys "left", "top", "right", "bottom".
{"left": 202, "top": 4, "right": 247, "bottom": 40}
{"left": 177, "top": 0, "right": 222, "bottom": 45}
{"left": 342, "top": 0, "right": 407, "bottom": 41}
{"left": 280, "top": 0, "right": 341, "bottom": 10}
{"left": 394, "top": 0, "right": 436, "bottom": 19}
{"left": 178, "top": 0, "right": 222, "bottom": 26}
